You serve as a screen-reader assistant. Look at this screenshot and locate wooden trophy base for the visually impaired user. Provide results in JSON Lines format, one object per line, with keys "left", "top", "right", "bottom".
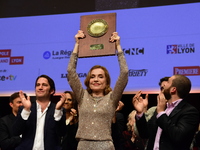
{"left": 78, "top": 13, "right": 116, "bottom": 58}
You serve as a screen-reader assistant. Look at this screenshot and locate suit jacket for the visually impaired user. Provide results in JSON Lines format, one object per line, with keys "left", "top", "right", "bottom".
{"left": 13, "top": 102, "right": 65, "bottom": 150}
{"left": 136, "top": 99, "right": 199, "bottom": 150}
{"left": 0, "top": 113, "right": 21, "bottom": 150}
{"left": 112, "top": 112, "right": 125, "bottom": 150}
{"left": 60, "top": 122, "right": 78, "bottom": 150}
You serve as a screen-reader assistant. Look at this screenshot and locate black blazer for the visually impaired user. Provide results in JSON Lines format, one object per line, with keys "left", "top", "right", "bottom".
{"left": 13, "top": 102, "right": 65, "bottom": 150}
{"left": 0, "top": 113, "right": 21, "bottom": 150}
{"left": 112, "top": 112, "right": 125, "bottom": 150}
{"left": 136, "top": 100, "right": 199, "bottom": 150}
{"left": 60, "top": 122, "right": 78, "bottom": 150}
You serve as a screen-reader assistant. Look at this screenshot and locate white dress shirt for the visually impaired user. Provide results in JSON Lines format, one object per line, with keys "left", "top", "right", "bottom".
{"left": 21, "top": 101, "right": 63, "bottom": 150}
{"left": 21, "top": 102, "right": 50, "bottom": 150}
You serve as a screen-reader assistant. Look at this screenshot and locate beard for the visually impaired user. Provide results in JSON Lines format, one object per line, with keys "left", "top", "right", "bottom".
{"left": 163, "top": 86, "right": 172, "bottom": 100}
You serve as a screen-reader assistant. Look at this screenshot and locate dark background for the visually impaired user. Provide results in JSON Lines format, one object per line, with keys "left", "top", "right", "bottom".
{"left": 1, "top": 93, "right": 200, "bottom": 122}
{"left": 0, "top": 0, "right": 199, "bottom": 18}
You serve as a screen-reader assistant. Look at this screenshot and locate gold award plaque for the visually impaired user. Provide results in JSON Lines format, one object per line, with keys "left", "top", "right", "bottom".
{"left": 87, "top": 19, "right": 108, "bottom": 37}
{"left": 79, "top": 13, "right": 116, "bottom": 58}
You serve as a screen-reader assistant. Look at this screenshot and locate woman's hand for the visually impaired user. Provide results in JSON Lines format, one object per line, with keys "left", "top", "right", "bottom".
{"left": 110, "top": 32, "right": 120, "bottom": 46}
{"left": 75, "top": 30, "right": 85, "bottom": 44}
{"left": 110, "top": 32, "right": 123, "bottom": 53}
{"left": 68, "top": 108, "right": 78, "bottom": 124}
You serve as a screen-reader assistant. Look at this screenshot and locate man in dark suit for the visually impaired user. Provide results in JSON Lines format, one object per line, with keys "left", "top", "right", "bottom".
{"left": 0, "top": 92, "right": 26, "bottom": 150}
{"left": 133, "top": 74, "right": 199, "bottom": 150}
{"left": 13, "top": 75, "right": 66, "bottom": 150}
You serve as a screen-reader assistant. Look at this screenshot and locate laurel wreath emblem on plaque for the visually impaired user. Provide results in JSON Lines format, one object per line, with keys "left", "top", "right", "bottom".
{"left": 87, "top": 19, "right": 109, "bottom": 37}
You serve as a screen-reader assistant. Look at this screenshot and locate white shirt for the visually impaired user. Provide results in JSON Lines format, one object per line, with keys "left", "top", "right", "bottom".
{"left": 21, "top": 102, "right": 63, "bottom": 150}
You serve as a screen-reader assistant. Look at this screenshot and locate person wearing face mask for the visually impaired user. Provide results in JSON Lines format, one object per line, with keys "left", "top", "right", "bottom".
{"left": 133, "top": 75, "right": 199, "bottom": 150}
{"left": 66, "top": 30, "right": 128, "bottom": 150}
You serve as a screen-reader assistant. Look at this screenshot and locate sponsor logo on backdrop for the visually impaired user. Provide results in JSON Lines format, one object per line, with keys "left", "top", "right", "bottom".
{"left": 43, "top": 50, "right": 72, "bottom": 60}
{"left": 43, "top": 51, "right": 51, "bottom": 59}
{"left": 167, "top": 43, "right": 195, "bottom": 54}
{"left": 0, "top": 69, "right": 7, "bottom": 73}
{"left": 174, "top": 66, "right": 200, "bottom": 76}
{"left": 61, "top": 73, "right": 87, "bottom": 78}
{"left": 0, "top": 75, "right": 17, "bottom": 81}
{"left": 0, "top": 49, "right": 11, "bottom": 57}
{"left": 0, "top": 58, "right": 9, "bottom": 63}
{"left": 129, "top": 69, "right": 148, "bottom": 77}
{"left": 10, "top": 57, "right": 24, "bottom": 65}
{"left": 0, "top": 49, "right": 24, "bottom": 65}
{"left": 123, "top": 48, "right": 144, "bottom": 55}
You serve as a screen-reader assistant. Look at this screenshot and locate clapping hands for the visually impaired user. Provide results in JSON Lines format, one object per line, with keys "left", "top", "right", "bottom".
{"left": 132, "top": 91, "right": 148, "bottom": 115}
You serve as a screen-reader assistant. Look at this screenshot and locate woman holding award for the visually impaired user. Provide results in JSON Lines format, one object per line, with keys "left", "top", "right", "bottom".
{"left": 67, "top": 30, "right": 128, "bottom": 150}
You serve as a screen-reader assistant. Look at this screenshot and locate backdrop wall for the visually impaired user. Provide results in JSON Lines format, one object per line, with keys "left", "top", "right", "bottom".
{"left": 0, "top": 3, "right": 199, "bottom": 97}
